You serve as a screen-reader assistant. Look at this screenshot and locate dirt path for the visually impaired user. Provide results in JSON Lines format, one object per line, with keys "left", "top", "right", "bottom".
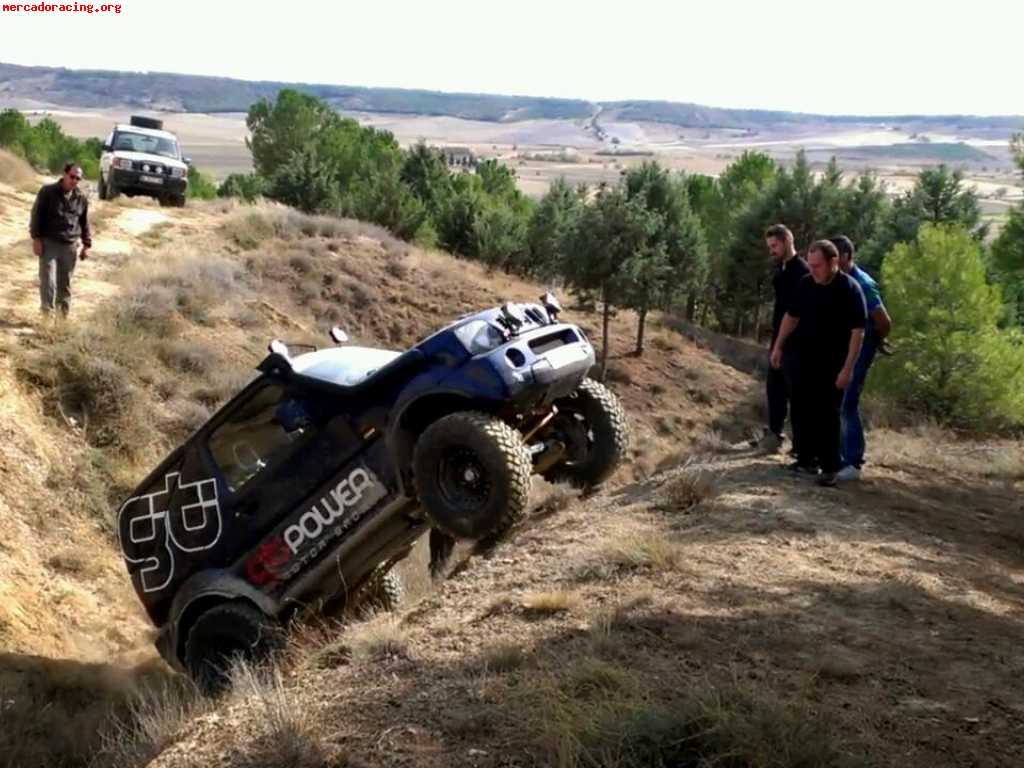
{"left": 0, "top": 193, "right": 171, "bottom": 334}
{"left": 0, "top": 186, "right": 178, "bottom": 660}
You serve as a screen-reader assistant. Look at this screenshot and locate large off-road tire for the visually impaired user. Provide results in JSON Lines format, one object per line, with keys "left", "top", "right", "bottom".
{"left": 413, "top": 411, "right": 532, "bottom": 540}
{"left": 97, "top": 172, "right": 107, "bottom": 200}
{"left": 183, "top": 601, "right": 283, "bottom": 695}
{"left": 356, "top": 568, "right": 403, "bottom": 613}
{"left": 542, "top": 378, "right": 630, "bottom": 489}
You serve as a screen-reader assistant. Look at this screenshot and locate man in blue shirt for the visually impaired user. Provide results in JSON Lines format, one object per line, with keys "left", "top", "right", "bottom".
{"left": 830, "top": 236, "right": 892, "bottom": 481}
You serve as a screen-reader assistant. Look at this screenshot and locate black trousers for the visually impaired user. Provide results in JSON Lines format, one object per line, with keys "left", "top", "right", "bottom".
{"left": 767, "top": 351, "right": 798, "bottom": 440}
{"left": 792, "top": 364, "right": 844, "bottom": 474}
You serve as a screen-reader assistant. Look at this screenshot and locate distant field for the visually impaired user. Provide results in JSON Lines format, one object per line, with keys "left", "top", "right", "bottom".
{"left": 843, "top": 142, "right": 995, "bottom": 163}
{"left": 11, "top": 103, "right": 1022, "bottom": 203}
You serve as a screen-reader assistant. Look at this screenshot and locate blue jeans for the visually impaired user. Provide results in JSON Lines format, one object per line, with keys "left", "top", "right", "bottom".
{"left": 841, "top": 335, "right": 877, "bottom": 469}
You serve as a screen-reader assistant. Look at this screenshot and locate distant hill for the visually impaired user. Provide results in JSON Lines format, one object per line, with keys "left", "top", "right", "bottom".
{"left": 0, "top": 62, "right": 593, "bottom": 121}
{"left": 1, "top": 61, "right": 1022, "bottom": 131}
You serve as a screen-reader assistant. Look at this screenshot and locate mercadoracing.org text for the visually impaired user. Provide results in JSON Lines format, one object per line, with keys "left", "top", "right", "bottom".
{"left": 3, "top": 2, "right": 122, "bottom": 13}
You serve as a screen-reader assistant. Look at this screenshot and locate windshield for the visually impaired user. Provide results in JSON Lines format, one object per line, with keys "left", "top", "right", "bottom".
{"left": 113, "top": 131, "right": 180, "bottom": 159}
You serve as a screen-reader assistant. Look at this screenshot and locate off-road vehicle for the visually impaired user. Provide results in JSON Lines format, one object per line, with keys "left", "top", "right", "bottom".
{"left": 117, "top": 295, "right": 629, "bottom": 691}
{"left": 98, "top": 115, "right": 190, "bottom": 207}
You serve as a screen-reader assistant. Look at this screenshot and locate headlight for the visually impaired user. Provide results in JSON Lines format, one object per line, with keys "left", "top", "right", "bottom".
{"left": 171, "top": 166, "right": 187, "bottom": 178}
{"left": 454, "top": 320, "right": 505, "bottom": 355}
{"left": 112, "top": 157, "right": 133, "bottom": 170}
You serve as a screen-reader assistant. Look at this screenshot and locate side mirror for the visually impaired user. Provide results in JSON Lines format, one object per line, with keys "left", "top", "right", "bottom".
{"left": 329, "top": 327, "right": 349, "bottom": 344}
{"left": 102, "top": 143, "right": 112, "bottom": 152}
{"left": 257, "top": 339, "right": 294, "bottom": 375}
{"left": 183, "top": 157, "right": 192, "bottom": 166}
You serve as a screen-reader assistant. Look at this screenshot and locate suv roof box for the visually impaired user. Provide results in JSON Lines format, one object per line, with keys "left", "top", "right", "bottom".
{"left": 129, "top": 115, "right": 164, "bottom": 130}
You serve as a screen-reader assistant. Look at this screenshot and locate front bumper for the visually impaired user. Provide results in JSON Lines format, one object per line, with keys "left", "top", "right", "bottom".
{"left": 493, "top": 329, "right": 596, "bottom": 408}
{"left": 111, "top": 168, "right": 187, "bottom": 196}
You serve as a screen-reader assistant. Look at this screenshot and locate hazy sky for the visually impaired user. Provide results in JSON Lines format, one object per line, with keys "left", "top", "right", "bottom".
{"left": 2, "top": 0, "right": 1020, "bottom": 116}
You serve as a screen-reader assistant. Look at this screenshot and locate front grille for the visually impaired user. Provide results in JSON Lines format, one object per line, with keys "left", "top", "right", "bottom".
{"left": 529, "top": 329, "right": 578, "bottom": 354}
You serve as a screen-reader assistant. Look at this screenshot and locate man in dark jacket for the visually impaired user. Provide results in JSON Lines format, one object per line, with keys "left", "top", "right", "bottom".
{"left": 770, "top": 240, "right": 867, "bottom": 487}
{"left": 752, "top": 223, "right": 809, "bottom": 453}
{"left": 29, "top": 163, "right": 92, "bottom": 317}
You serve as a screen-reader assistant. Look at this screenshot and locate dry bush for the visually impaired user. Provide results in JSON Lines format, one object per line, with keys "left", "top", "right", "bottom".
{"left": 577, "top": 525, "right": 687, "bottom": 581}
{"left": 166, "top": 398, "right": 212, "bottom": 437}
{"left": 658, "top": 463, "right": 721, "bottom": 512}
{"left": 15, "top": 330, "right": 153, "bottom": 452}
{"left": 157, "top": 339, "right": 219, "bottom": 376}
{"left": 343, "top": 614, "right": 412, "bottom": 661}
{"left": 119, "top": 250, "right": 247, "bottom": 326}
{"left": 692, "top": 429, "right": 734, "bottom": 455}
{"left": 112, "top": 283, "right": 180, "bottom": 336}
{"left": 227, "top": 660, "right": 330, "bottom": 768}
{"left": 189, "top": 366, "right": 255, "bottom": 409}
{"left": 97, "top": 678, "right": 205, "bottom": 768}
{"left": 222, "top": 207, "right": 280, "bottom": 249}
{"left": 521, "top": 590, "right": 580, "bottom": 617}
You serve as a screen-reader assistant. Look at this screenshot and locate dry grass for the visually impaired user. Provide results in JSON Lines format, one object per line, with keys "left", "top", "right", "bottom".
{"left": 97, "top": 678, "right": 206, "bottom": 768}
{"left": 871, "top": 425, "right": 1024, "bottom": 481}
{"left": 227, "top": 660, "right": 331, "bottom": 768}
{"left": 157, "top": 339, "right": 219, "bottom": 376}
{"left": 530, "top": 479, "right": 579, "bottom": 517}
{"left": 577, "top": 524, "right": 687, "bottom": 581}
{"left": 521, "top": 590, "right": 581, "bottom": 617}
{"left": 691, "top": 428, "right": 734, "bottom": 455}
{"left": 657, "top": 463, "right": 721, "bottom": 511}
{"left": 534, "top": 679, "right": 864, "bottom": 768}
{"left": 342, "top": 614, "right": 413, "bottom": 661}
{"left": 478, "top": 642, "right": 528, "bottom": 674}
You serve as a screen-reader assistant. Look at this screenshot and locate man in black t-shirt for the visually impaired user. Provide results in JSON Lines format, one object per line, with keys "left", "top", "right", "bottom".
{"left": 770, "top": 240, "right": 866, "bottom": 486}
{"left": 752, "top": 223, "right": 810, "bottom": 453}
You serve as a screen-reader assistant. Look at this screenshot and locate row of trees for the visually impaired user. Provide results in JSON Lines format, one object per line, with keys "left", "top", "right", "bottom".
{"left": 218, "top": 89, "right": 1022, "bottom": 428}
{"left": 0, "top": 109, "right": 103, "bottom": 179}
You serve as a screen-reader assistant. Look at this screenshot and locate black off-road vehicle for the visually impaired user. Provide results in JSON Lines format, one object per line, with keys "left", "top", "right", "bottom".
{"left": 117, "top": 296, "right": 628, "bottom": 690}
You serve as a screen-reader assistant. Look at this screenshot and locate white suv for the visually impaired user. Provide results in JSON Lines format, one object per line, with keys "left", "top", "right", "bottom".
{"left": 99, "top": 115, "right": 190, "bottom": 207}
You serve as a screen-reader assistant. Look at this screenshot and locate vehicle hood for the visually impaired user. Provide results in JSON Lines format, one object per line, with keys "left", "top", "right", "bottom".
{"left": 111, "top": 150, "right": 187, "bottom": 171}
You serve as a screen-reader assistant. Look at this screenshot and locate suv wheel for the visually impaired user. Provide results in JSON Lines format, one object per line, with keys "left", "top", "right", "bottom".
{"left": 356, "top": 567, "right": 403, "bottom": 613}
{"left": 414, "top": 411, "right": 531, "bottom": 540}
{"left": 183, "top": 601, "right": 283, "bottom": 695}
{"left": 97, "top": 172, "right": 107, "bottom": 200}
{"left": 541, "top": 378, "right": 629, "bottom": 489}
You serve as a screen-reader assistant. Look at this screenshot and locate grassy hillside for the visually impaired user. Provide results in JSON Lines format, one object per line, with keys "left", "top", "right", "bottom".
{"left": 0, "top": 168, "right": 1021, "bottom": 767}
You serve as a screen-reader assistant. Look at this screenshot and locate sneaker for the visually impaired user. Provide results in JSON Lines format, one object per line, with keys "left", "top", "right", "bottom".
{"left": 817, "top": 472, "right": 838, "bottom": 487}
{"left": 787, "top": 460, "right": 819, "bottom": 475}
{"left": 836, "top": 465, "right": 861, "bottom": 482}
{"left": 751, "top": 430, "right": 784, "bottom": 454}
